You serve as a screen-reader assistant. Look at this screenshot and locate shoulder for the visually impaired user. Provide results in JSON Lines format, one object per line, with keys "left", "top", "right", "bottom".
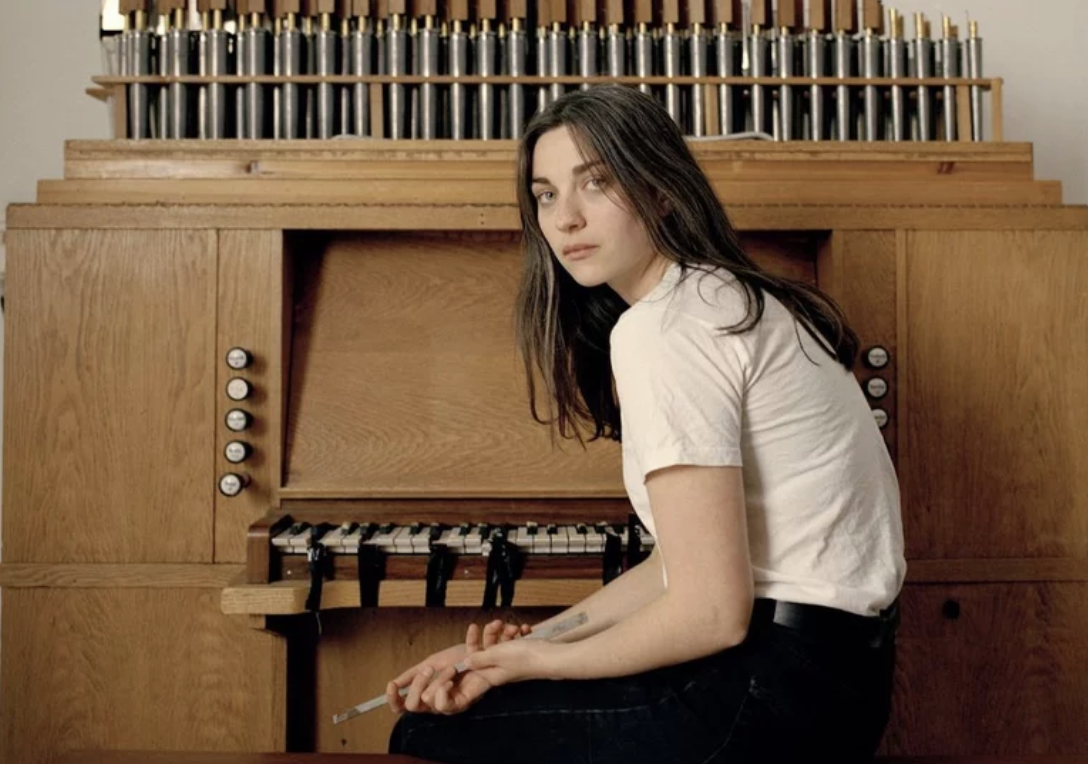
{"left": 610, "top": 266, "right": 753, "bottom": 360}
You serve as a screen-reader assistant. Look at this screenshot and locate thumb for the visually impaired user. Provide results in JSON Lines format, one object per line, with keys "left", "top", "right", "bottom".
{"left": 462, "top": 649, "right": 492, "bottom": 671}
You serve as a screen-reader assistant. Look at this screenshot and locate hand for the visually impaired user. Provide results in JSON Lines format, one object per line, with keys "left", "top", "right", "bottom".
{"left": 423, "top": 639, "right": 560, "bottom": 716}
{"left": 387, "top": 619, "right": 531, "bottom": 715}
{"left": 385, "top": 642, "right": 467, "bottom": 716}
{"left": 472, "top": 618, "right": 532, "bottom": 653}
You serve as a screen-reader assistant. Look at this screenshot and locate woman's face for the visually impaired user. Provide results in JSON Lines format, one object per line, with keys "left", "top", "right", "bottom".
{"left": 530, "top": 126, "right": 667, "bottom": 304}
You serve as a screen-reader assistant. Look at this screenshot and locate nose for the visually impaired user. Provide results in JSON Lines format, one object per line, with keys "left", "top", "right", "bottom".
{"left": 554, "top": 193, "right": 585, "bottom": 233}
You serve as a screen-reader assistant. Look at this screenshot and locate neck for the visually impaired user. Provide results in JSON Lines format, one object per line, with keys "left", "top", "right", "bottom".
{"left": 612, "top": 256, "right": 672, "bottom": 305}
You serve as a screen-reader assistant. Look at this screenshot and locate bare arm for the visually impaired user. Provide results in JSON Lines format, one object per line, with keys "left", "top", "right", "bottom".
{"left": 526, "top": 542, "right": 666, "bottom": 643}
{"left": 462, "top": 465, "right": 754, "bottom": 684}
{"left": 388, "top": 539, "right": 665, "bottom": 714}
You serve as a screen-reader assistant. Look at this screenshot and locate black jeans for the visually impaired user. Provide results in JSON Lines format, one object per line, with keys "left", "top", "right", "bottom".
{"left": 389, "top": 611, "right": 896, "bottom": 764}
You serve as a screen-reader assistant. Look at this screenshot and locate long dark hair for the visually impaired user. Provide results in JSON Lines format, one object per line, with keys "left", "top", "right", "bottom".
{"left": 514, "top": 86, "right": 859, "bottom": 444}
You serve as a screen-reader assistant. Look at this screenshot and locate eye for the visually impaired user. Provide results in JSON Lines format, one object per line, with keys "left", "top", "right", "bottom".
{"left": 586, "top": 176, "right": 606, "bottom": 190}
{"left": 535, "top": 190, "right": 555, "bottom": 204}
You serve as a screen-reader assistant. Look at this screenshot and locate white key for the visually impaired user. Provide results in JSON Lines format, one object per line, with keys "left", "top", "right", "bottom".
{"left": 341, "top": 525, "right": 364, "bottom": 553}
{"left": 550, "top": 525, "right": 569, "bottom": 554}
{"left": 320, "top": 522, "right": 354, "bottom": 551}
{"left": 434, "top": 528, "right": 455, "bottom": 549}
{"left": 513, "top": 525, "right": 535, "bottom": 554}
{"left": 531, "top": 523, "right": 550, "bottom": 554}
{"left": 391, "top": 526, "right": 416, "bottom": 554}
{"left": 567, "top": 524, "right": 587, "bottom": 553}
{"left": 465, "top": 525, "right": 483, "bottom": 555}
{"left": 369, "top": 524, "right": 398, "bottom": 551}
{"left": 584, "top": 524, "right": 604, "bottom": 554}
{"left": 271, "top": 525, "right": 301, "bottom": 550}
{"left": 446, "top": 524, "right": 469, "bottom": 552}
{"left": 409, "top": 524, "right": 432, "bottom": 554}
{"left": 288, "top": 524, "right": 316, "bottom": 552}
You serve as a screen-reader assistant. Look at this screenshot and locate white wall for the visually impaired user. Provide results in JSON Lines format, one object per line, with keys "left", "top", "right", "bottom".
{"left": 0, "top": 0, "right": 1086, "bottom": 539}
{"left": 880, "top": 0, "right": 1088, "bottom": 206}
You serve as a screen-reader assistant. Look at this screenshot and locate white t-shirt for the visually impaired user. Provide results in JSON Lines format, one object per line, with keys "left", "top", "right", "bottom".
{"left": 610, "top": 262, "right": 906, "bottom": 617}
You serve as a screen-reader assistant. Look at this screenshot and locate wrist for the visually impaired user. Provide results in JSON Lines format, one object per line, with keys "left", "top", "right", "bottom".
{"left": 533, "top": 640, "right": 568, "bottom": 681}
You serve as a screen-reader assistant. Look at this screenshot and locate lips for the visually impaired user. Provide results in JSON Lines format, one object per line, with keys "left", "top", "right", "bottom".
{"left": 563, "top": 244, "right": 597, "bottom": 260}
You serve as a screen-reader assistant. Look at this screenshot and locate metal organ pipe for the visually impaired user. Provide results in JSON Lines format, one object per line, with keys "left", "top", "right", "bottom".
{"left": 102, "top": 0, "right": 996, "bottom": 143}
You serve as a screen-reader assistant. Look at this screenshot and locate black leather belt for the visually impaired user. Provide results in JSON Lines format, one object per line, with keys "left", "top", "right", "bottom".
{"left": 751, "top": 597, "right": 898, "bottom": 650}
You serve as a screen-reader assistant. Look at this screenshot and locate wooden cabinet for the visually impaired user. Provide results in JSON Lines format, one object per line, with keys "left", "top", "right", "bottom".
{"left": 885, "top": 583, "right": 1088, "bottom": 755}
{"left": 3, "top": 141, "right": 1087, "bottom": 761}
{"left": 4, "top": 230, "right": 218, "bottom": 564}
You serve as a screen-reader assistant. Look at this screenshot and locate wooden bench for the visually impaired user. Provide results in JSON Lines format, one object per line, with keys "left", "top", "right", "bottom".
{"left": 55, "top": 752, "right": 1088, "bottom": 764}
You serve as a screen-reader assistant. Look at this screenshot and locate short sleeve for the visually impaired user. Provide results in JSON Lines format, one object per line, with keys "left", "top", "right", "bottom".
{"left": 611, "top": 309, "right": 748, "bottom": 481}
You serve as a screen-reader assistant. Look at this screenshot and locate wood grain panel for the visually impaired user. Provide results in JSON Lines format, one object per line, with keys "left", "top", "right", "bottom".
{"left": 35, "top": 178, "right": 1063, "bottom": 207}
{"left": 11, "top": 203, "right": 1088, "bottom": 233}
{"left": 313, "top": 607, "right": 562, "bottom": 752}
{"left": 216, "top": 231, "right": 287, "bottom": 562}
{"left": 282, "top": 232, "right": 812, "bottom": 496}
{"left": 283, "top": 231, "right": 624, "bottom": 495}
{"left": 902, "top": 231, "right": 1088, "bottom": 560}
{"left": 880, "top": 583, "right": 1088, "bottom": 756}
{"left": 816, "top": 231, "right": 898, "bottom": 460}
{"left": 63, "top": 159, "right": 1032, "bottom": 183}
{"left": 0, "top": 589, "right": 286, "bottom": 764}
{"left": 59, "top": 138, "right": 1035, "bottom": 163}
{"left": 221, "top": 577, "right": 606, "bottom": 614}
{"left": 3, "top": 230, "right": 217, "bottom": 563}
{"left": 738, "top": 231, "right": 818, "bottom": 283}
{"left": 0, "top": 563, "right": 241, "bottom": 588}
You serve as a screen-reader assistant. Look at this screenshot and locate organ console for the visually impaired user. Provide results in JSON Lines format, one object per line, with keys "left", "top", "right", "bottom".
{"left": 2, "top": 4, "right": 1087, "bottom": 762}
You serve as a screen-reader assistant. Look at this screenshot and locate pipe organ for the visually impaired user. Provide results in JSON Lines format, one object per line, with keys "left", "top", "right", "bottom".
{"left": 99, "top": 0, "right": 1000, "bottom": 142}
{"left": 3, "top": 5, "right": 1088, "bottom": 761}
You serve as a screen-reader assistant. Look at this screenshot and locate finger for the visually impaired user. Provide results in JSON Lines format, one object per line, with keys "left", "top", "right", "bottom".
{"left": 482, "top": 619, "right": 504, "bottom": 648}
{"left": 462, "top": 648, "right": 491, "bottom": 671}
{"left": 386, "top": 680, "right": 405, "bottom": 715}
{"left": 404, "top": 666, "right": 435, "bottom": 713}
{"left": 501, "top": 623, "right": 520, "bottom": 642}
{"left": 434, "top": 679, "right": 458, "bottom": 715}
{"left": 465, "top": 623, "right": 481, "bottom": 653}
{"left": 435, "top": 664, "right": 460, "bottom": 683}
{"left": 392, "top": 665, "right": 417, "bottom": 688}
{"left": 423, "top": 665, "right": 458, "bottom": 706}
{"left": 521, "top": 623, "right": 533, "bottom": 637}
{"left": 453, "top": 672, "right": 491, "bottom": 712}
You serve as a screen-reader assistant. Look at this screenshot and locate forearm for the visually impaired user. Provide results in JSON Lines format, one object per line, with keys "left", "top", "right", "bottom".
{"left": 541, "top": 590, "right": 749, "bottom": 680}
{"left": 528, "top": 547, "right": 665, "bottom": 643}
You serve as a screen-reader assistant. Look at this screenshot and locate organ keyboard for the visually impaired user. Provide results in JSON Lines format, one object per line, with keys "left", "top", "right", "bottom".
{"left": 272, "top": 520, "right": 653, "bottom": 556}
{"left": 247, "top": 500, "right": 655, "bottom": 610}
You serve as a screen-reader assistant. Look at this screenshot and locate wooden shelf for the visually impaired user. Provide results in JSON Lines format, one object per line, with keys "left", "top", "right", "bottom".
{"left": 92, "top": 74, "right": 1003, "bottom": 88}
{"left": 220, "top": 574, "right": 603, "bottom": 613}
{"left": 219, "top": 558, "right": 1088, "bottom": 616}
{"left": 11, "top": 202, "right": 1087, "bottom": 232}
{"left": 0, "top": 563, "right": 241, "bottom": 588}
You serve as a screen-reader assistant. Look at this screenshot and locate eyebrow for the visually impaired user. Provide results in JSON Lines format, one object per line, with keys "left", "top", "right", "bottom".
{"left": 531, "top": 160, "right": 604, "bottom": 186}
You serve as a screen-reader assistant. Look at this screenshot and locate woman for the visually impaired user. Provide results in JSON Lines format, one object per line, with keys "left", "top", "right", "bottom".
{"left": 386, "top": 86, "right": 906, "bottom": 764}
